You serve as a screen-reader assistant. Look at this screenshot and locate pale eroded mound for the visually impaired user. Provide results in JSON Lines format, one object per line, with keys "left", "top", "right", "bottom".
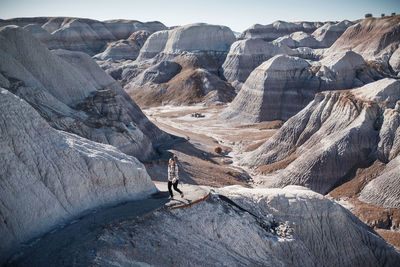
{"left": 0, "top": 89, "right": 156, "bottom": 263}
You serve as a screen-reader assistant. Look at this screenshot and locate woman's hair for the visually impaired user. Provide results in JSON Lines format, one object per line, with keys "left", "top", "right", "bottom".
{"left": 169, "top": 158, "right": 175, "bottom": 166}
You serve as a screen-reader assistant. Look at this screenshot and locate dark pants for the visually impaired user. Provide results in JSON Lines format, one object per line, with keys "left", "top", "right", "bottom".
{"left": 168, "top": 180, "right": 182, "bottom": 197}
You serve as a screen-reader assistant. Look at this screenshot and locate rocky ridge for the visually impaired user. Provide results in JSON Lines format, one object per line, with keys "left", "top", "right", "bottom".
{"left": 0, "top": 25, "right": 168, "bottom": 160}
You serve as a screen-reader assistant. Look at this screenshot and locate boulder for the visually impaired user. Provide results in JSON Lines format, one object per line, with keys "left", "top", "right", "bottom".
{"left": 0, "top": 89, "right": 156, "bottom": 264}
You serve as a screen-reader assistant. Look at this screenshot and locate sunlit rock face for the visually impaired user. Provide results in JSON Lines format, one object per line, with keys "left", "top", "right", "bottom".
{"left": 0, "top": 89, "right": 156, "bottom": 264}
{"left": 221, "top": 51, "right": 380, "bottom": 122}
{"left": 0, "top": 26, "right": 168, "bottom": 160}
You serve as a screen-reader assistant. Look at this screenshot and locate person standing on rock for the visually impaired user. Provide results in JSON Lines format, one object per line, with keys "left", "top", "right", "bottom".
{"left": 168, "top": 157, "right": 184, "bottom": 199}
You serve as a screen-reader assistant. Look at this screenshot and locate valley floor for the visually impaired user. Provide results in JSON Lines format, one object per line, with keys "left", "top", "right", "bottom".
{"left": 143, "top": 104, "right": 400, "bottom": 250}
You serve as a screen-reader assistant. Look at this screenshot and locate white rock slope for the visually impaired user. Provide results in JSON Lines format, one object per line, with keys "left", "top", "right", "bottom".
{"left": 240, "top": 79, "right": 400, "bottom": 196}
{"left": 91, "top": 186, "right": 400, "bottom": 266}
{"left": 0, "top": 26, "right": 168, "bottom": 160}
{"left": 221, "top": 51, "right": 380, "bottom": 122}
{"left": 0, "top": 89, "right": 156, "bottom": 263}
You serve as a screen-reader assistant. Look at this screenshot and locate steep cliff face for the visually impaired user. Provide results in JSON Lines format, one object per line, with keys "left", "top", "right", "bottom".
{"left": 221, "top": 51, "right": 379, "bottom": 122}
{"left": 0, "top": 26, "right": 168, "bottom": 160}
{"left": 0, "top": 89, "right": 156, "bottom": 263}
{"left": 87, "top": 186, "right": 399, "bottom": 266}
{"left": 240, "top": 79, "right": 400, "bottom": 195}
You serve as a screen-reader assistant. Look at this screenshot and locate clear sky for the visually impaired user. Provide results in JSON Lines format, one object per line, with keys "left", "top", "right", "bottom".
{"left": 1, "top": 0, "right": 399, "bottom": 32}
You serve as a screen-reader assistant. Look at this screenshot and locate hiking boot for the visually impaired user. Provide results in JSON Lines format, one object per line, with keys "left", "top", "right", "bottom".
{"left": 169, "top": 196, "right": 174, "bottom": 200}
{"left": 180, "top": 193, "right": 184, "bottom": 198}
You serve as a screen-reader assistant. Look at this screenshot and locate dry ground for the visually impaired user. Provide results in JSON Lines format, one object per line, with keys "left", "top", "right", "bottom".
{"left": 143, "top": 104, "right": 400, "bottom": 250}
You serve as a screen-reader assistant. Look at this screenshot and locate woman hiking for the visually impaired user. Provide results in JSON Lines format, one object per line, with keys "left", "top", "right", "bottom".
{"left": 168, "top": 157, "right": 184, "bottom": 199}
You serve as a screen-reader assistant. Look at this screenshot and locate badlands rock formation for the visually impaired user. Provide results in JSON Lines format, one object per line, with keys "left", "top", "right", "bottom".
{"left": 0, "top": 26, "right": 168, "bottom": 160}
{"left": 0, "top": 17, "right": 166, "bottom": 55}
{"left": 311, "top": 20, "right": 354, "bottom": 47}
{"left": 104, "top": 23, "right": 237, "bottom": 106}
{"left": 239, "top": 21, "right": 323, "bottom": 41}
{"left": 136, "top": 23, "right": 236, "bottom": 68}
{"left": 329, "top": 15, "right": 400, "bottom": 70}
{"left": 241, "top": 79, "right": 400, "bottom": 196}
{"left": 125, "top": 60, "right": 235, "bottom": 107}
{"left": 91, "top": 186, "right": 399, "bottom": 266}
{"left": 221, "top": 38, "right": 293, "bottom": 90}
{"left": 94, "top": 30, "right": 151, "bottom": 61}
{"left": 221, "top": 51, "right": 381, "bottom": 122}
{"left": 0, "top": 89, "right": 156, "bottom": 263}
{"left": 273, "top": 31, "right": 321, "bottom": 49}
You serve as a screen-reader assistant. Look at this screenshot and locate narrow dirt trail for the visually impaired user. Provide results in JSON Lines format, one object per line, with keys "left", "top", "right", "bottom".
{"left": 6, "top": 183, "right": 210, "bottom": 266}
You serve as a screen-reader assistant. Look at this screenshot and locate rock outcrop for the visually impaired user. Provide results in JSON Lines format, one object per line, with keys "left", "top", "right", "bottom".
{"left": 0, "top": 26, "right": 168, "bottom": 160}
{"left": 125, "top": 60, "right": 235, "bottom": 107}
{"left": 328, "top": 16, "right": 400, "bottom": 64}
{"left": 311, "top": 20, "right": 354, "bottom": 47}
{"left": 221, "top": 51, "right": 380, "bottom": 122}
{"left": 273, "top": 31, "right": 321, "bottom": 49}
{"left": 0, "top": 17, "right": 166, "bottom": 55}
{"left": 239, "top": 21, "right": 323, "bottom": 41}
{"left": 389, "top": 46, "right": 400, "bottom": 74}
{"left": 88, "top": 186, "right": 399, "bottom": 266}
{"left": 94, "top": 30, "right": 152, "bottom": 61}
{"left": 240, "top": 79, "right": 400, "bottom": 196}
{"left": 136, "top": 23, "right": 236, "bottom": 69}
{"left": 0, "top": 89, "right": 156, "bottom": 264}
{"left": 221, "top": 38, "right": 293, "bottom": 90}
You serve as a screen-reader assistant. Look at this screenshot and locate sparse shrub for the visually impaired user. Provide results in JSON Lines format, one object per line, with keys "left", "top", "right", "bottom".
{"left": 365, "top": 13, "right": 373, "bottom": 18}
{"left": 392, "top": 13, "right": 396, "bottom": 16}
{"left": 214, "top": 146, "right": 222, "bottom": 154}
{"left": 381, "top": 14, "right": 385, "bottom": 18}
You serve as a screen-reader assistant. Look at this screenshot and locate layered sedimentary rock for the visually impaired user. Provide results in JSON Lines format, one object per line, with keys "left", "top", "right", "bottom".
{"left": 126, "top": 60, "right": 235, "bottom": 107}
{"left": 221, "top": 38, "right": 293, "bottom": 90}
{"left": 94, "top": 30, "right": 152, "bottom": 61}
{"left": 311, "top": 20, "right": 354, "bottom": 47}
{"left": 90, "top": 186, "right": 399, "bottom": 266}
{"left": 329, "top": 16, "right": 400, "bottom": 63}
{"left": 103, "top": 23, "right": 237, "bottom": 106}
{"left": 136, "top": 23, "right": 236, "bottom": 69}
{"left": 273, "top": 31, "right": 321, "bottom": 49}
{"left": 389, "top": 46, "right": 400, "bottom": 74}
{"left": 221, "top": 50, "right": 379, "bottom": 122}
{"left": 239, "top": 20, "right": 323, "bottom": 41}
{"left": 0, "top": 26, "right": 168, "bottom": 160}
{"left": 0, "top": 89, "right": 156, "bottom": 263}
{"left": 0, "top": 17, "right": 166, "bottom": 55}
{"left": 240, "top": 79, "right": 400, "bottom": 196}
